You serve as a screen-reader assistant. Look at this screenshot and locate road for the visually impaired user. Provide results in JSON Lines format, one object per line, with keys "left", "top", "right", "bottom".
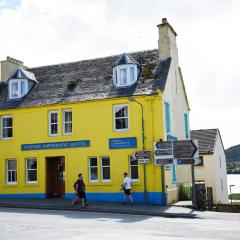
{"left": 0, "top": 208, "right": 239, "bottom": 240}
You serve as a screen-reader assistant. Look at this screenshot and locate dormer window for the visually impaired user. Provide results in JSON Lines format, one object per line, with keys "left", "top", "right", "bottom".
{"left": 9, "top": 79, "right": 28, "bottom": 99}
{"left": 112, "top": 53, "right": 141, "bottom": 88}
{"left": 113, "top": 64, "right": 137, "bottom": 87}
{"left": 7, "top": 68, "right": 37, "bottom": 101}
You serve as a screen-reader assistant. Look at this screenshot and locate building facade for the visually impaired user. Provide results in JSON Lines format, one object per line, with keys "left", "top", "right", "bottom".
{"left": 191, "top": 129, "right": 229, "bottom": 204}
{"left": 0, "top": 19, "right": 190, "bottom": 205}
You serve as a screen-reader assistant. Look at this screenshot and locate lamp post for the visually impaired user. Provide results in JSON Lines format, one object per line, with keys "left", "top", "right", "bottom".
{"left": 128, "top": 96, "right": 147, "bottom": 204}
{"left": 229, "top": 184, "right": 235, "bottom": 204}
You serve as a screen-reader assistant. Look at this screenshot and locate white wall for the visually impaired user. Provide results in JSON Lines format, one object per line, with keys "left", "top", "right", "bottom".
{"left": 194, "top": 131, "right": 228, "bottom": 204}
{"left": 213, "top": 131, "right": 228, "bottom": 203}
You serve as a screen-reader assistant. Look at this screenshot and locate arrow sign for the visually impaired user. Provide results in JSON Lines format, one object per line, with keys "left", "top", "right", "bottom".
{"left": 173, "top": 158, "right": 194, "bottom": 165}
{"left": 132, "top": 151, "right": 151, "bottom": 160}
{"left": 173, "top": 140, "right": 197, "bottom": 159}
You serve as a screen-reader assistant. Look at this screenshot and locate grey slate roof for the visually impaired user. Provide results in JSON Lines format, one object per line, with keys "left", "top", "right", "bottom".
{"left": 113, "top": 53, "right": 141, "bottom": 67}
{"left": 190, "top": 129, "right": 218, "bottom": 154}
{"left": 0, "top": 49, "right": 171, "bottom": 110}
{"left": 10, "top": 68, "right": 37, "bottom": 83}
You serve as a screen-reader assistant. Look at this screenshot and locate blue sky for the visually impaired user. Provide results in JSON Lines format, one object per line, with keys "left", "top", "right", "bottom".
{"left": 0, "top": 0, "right": 21, "bottom": 10}
{"left": 0, "top": 0, "right": 239, "bottom": 149}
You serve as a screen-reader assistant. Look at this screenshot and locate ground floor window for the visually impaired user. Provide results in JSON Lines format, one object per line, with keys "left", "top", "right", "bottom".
{"left": 129, "top": 156, "right": 138, "bottom": 180}
{"left": 88, "top": 156, "right": 111, "bottom": 182}
{"left": 89, "top": 157, "right": 98, "bottom": 182}
{"left": 26, "top": 158, "right": 37, "bottom": 183}
{"left": 101, "top": 156, "right": 110, "bottom": 182}
{"left": 6, "top": 159, "right": 17, "bottom": 184}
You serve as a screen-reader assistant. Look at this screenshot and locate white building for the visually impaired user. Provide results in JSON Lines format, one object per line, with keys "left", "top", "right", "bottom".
{"left": 191, "top": 129, "right": 228, "bottom": 204}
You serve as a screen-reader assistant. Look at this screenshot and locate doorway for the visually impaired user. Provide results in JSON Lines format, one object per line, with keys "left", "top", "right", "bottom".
{"left": 46, "top": 156, "right": 65, "bottom": 198}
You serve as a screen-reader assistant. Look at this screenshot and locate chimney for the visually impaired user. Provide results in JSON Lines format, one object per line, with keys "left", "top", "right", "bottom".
{"left": 0, "top": 56, "right": 24, "bottom": 82}
{"left": 157, "top": 18, "right": 179, "bottom": 64}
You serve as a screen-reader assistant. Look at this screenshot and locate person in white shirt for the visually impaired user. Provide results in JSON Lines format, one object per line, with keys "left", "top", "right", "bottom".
{"left": 122, "top": 172, "right": 134, "bottom": 205}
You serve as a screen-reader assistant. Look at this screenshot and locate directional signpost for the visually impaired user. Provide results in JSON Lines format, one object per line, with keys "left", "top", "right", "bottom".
{"left": 132, "top": 151, "right": 151, "bottom": 164}
{"left": 153, "top": 140, "right": 198, "bottom": 165}
{"left": 154, "top": 141, "right": 174, "bottom": 165}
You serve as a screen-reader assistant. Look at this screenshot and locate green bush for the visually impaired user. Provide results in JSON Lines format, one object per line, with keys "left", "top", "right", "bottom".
{"left": 178, "top": 183, "right": 192, "bottom": 200}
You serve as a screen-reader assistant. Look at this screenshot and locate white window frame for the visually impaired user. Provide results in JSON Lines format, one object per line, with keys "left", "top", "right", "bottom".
{"left": 88, "top": 157, "right": 98, "bottom": 182}
{"left": 62, "top": 109, "right": 72, "bottom": 135}
{"left": 113, "top": 64, "right": 137, "bottom": 87}
{"left": 113, "top": 104, "right": 129, "bottom": 132}
{"left": 48, "top": 111, "right": 59, "bottom": 136}
{"left": 129, "top": 156, "right": 139, "bottom": 181}
{"left": 6, "top": 159, "right": 17, "bottom": 184}
{"left": 26, "top": 158, "right": 37, "bottom": 184}
{"left": 1, "top": 115, "right": 13, "bottom": 140}
{"left": 100, "top": 156, "right": 110, "bottom": 182}
{"left": 9, "top": 79, "right": 28, "bottom": 99}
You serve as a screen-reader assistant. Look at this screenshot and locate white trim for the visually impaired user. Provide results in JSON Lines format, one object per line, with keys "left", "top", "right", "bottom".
{"left": 48, "top": 111, "right": 59, "bottom": 136}
{"left": 1, "top": 115, "right": 13, "bottom": 140}
{"left": 100, "top": 156, "right": 111, "bottom": 182}
{"left": 26, "top": 158, "right": 37, "bottom": 184}
{"left": 6, "top": 159, "right": 17, "bottom": 185}
{"left": 8, "top": 79, "right": 28, "bottom": 99}
{"left": 88, "top": 157, "right": 98, "bottom": 182}
{"left": 113, "top": 64, "right": 137, "bottom": 87}
{"left": 62, "top": 109, "right": 72, "bottom": 136}
{"left": 113, "top": 104, "right": 129, "bottom": 132}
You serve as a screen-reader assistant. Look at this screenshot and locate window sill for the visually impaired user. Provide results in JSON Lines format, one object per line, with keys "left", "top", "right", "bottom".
{"left": 1, "top": 138, "right": 13, "bottom": 141}
{"left": 114, "top": 129, "right": 129, "bottom": 132}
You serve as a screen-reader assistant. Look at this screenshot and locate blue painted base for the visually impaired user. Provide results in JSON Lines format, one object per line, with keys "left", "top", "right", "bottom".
{"left": 65, "top": 192, "right": 167, "bottom": 205}
{"left": 0, "top": 193, "right": 47, "bottom": 199}
{"left": 0, "top": 192, "right": 167, "bottom": 205}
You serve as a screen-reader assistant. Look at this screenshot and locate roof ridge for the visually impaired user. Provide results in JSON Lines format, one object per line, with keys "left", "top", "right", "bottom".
{"left": 28, "top": 49, "right": 158, "bottom": 70}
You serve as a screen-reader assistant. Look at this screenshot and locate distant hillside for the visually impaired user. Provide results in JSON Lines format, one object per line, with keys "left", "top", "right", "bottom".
{"left": 226, "top": 144, "right": 240, "bottom": 162}
{"left": 226, "top": 144, "right": 240, "bottom": 174}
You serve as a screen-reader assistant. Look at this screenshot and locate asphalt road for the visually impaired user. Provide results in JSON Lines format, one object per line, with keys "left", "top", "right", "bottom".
{"left": 0, "top": 208, "right": 240, "bottom": 240}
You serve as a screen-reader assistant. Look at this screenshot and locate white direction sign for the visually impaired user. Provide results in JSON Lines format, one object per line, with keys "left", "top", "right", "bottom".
{"left": 154, "top": 141, "right": 173, "bottom": 165}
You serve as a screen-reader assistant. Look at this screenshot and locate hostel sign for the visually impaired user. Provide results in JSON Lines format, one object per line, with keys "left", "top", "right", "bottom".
{"left": 21, "top": 140, "right": 90, "bottom": 151}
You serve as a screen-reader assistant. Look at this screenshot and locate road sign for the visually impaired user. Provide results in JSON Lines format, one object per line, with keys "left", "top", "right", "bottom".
{"left": 173, "top": 158, "right": 194, "bottom": 165}
{"left": 155, "top": 159, "right": 173, "bottom": 165}
{"left": 173, "top": 140, "right": 198, "bottom": 159}
{"left": 138, "top": 159, "right": 151, "bottom": 164}
{"left": 132, "top": 151, "right": 151, "bottom": 159}
{"left": 132, "top": 151, "right": 151, "bottom": 164}
{"left": 153, "top": 140, "right": 198, "bottom": 165}
{"left": 154, "top": 141, "right": 173, "bottom": 165}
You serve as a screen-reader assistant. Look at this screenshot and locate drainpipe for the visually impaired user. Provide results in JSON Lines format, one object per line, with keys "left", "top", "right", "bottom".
{"left": 128, "top": 96, "right": 148, "bottom": 204}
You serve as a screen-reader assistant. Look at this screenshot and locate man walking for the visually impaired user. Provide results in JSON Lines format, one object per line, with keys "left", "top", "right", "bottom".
{"left": 72, "top": 173, "right": 87, "bottom": 207}
{"left": 122, "top": 172, "right": 134, "bottom": 205}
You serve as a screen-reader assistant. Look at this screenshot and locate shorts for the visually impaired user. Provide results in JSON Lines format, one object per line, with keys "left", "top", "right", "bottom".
{"left": 124, "top": 189, "right": 131, "bottom": 195}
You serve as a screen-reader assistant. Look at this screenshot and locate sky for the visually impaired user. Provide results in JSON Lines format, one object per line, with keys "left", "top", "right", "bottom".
{"left": 0, "top": 0, "right": 239, "bottom": 149}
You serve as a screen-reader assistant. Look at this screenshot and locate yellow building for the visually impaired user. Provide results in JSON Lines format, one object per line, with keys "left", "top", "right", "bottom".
{"left": 0, "top": 19, "right": 190, "bottom": 205}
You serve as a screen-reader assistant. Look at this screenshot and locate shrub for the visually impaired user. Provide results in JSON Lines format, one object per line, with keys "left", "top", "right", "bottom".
{"left": 178, "top": 183, "right": 192, "bottom": 200}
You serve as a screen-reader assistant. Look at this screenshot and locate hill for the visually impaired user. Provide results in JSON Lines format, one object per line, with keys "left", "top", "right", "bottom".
{"left": 226, "top": 144, "right": 240, "bottom": 174}
{"left": 226, "top": 144, "right": 240, "bottom": 162}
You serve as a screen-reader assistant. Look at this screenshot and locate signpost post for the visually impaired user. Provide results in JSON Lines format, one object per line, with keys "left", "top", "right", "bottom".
{"left": 154, "top": 140, "right": 198, "bottom": 207}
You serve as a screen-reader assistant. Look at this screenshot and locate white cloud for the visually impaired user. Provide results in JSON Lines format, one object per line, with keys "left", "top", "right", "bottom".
{"left": 0, "top": 0, "right": 239, "bottom": 148}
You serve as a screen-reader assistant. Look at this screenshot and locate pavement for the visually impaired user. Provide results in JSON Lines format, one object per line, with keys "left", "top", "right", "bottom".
{"left": 0, "top": 198, "right": 198, "bottom": 218}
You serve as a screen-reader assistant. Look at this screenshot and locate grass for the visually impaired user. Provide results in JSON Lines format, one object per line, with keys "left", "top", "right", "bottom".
{"left": 229, "top": 193, "right": 240, "bottom": 200}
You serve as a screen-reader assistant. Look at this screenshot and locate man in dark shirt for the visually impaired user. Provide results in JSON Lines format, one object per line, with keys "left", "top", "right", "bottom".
{"left": 72, "top": 173, "right": 87, "bottom": 207}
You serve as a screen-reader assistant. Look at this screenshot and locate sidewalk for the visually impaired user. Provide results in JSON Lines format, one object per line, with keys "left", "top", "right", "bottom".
{"left": 0, "top": 198, "right": 198, "bottom": 218}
